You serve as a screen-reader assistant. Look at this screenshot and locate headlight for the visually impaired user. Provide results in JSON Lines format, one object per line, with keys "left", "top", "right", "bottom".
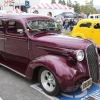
{"left": 76, "top": 50, "right": 84, "bottom": 61}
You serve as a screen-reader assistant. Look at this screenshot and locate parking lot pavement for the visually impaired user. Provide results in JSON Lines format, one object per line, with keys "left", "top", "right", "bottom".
{"left": 0, "top": 66, "right": 51, "bottom": 100}
{"left": 0, "top": 65, "right": 100, "bottom": 100}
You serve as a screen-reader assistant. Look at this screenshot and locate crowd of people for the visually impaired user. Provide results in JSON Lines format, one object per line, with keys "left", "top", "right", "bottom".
{"left": 33, "top": 10, "right": 52, "bottom": 17}
{"left": 33, "top": 10, "right": 81, "bottom": 31}
{"left": 58, "top": 17, "right": 80, "bottom": 31}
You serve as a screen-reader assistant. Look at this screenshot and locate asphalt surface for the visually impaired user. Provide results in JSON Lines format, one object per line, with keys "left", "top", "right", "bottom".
{"left": 0, "top": 63, "right": 100, "bottom": 100}
{"left": 0, "top": 66, "right": 51, "bottom": 100}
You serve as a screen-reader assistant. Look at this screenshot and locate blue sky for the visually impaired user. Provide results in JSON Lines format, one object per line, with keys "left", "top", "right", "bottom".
{"left": 40, "top": 0, "right": 99, "bottom": 5}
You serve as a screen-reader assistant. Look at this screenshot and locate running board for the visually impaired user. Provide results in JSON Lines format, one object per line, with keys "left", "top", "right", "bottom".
{"left": 0, "top": 63, "right": 26, "bottom": 77}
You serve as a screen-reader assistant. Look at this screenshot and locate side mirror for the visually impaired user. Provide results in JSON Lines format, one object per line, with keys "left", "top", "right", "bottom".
{"left": 17, "top": 29, "right": 24, "bottom": 34}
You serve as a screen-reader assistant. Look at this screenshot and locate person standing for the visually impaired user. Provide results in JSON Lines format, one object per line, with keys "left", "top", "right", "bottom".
{"left": 69, "top": 19, "right": 74, "bottom": 31}
{"left": 33, "top": 10, "right": 39, "bottom": 14}
{"left": 57, "top": 18, "right": 63, "bottom": 26}
{"left": 64, "top": 18, "right": 68, "bottom": 31}
{"left": 47, "top": 12, "right": 52, "bottom": 17}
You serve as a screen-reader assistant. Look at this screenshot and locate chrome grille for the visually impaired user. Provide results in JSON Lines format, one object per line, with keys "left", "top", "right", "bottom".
{"left": 86, "top": 44, "right": 98, "bottom": 83}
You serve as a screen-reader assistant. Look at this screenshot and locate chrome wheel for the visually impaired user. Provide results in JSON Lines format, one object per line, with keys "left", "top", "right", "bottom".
{"left": 41, "top": 70, "right": 56, "bottom": 92}
{"left": 39, "top": 67, "right": 60, "bottom": 96}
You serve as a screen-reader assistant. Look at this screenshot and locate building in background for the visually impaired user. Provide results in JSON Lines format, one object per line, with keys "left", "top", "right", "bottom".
{"left": 0, "top": 0, "right": 41, "bottom": 12}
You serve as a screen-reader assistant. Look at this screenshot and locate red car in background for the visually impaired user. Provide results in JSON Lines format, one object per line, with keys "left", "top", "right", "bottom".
{"left": 0, "top": 13, "right": 99, "bottom": 96}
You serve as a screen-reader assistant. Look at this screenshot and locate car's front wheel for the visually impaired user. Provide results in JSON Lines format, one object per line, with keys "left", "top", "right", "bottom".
{"left": 38, "top": 67, "right": 60, "bottom": 96}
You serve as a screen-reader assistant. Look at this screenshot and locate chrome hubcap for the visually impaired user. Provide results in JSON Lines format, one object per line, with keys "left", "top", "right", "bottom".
{"left": 41, "top": 70, "right": 56, "bottom": 92}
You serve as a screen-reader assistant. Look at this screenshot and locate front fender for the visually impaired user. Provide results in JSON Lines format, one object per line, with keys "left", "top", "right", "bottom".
{"left": 71, "top": 32, "right": 85, "bottom": 38}
{"left": 25, "top": 55, "right": 86, "bottom": 92}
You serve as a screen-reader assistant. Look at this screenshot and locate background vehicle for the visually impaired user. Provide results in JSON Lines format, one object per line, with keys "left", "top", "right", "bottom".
{"left": 88, "top": 14, "right": 100, "bottom": 19}
{"left": 0, "top": 14, "right": 99, "bottom": 96}
{"left": 71, "top": 19, "right": 100, "bottom": 46}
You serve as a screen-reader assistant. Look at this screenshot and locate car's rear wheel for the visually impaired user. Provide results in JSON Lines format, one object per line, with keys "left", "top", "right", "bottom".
{"left": 38, "top": 67, "right": 60, "bottom": 96}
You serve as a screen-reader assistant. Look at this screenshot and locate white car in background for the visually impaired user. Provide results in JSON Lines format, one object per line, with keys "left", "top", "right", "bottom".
{"left": 88, "top": 14, "right": 100, "bottom": 19}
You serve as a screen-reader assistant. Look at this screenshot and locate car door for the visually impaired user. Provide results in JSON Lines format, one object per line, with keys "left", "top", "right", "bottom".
{"left": 91, "top": 22, "right": 100, "bottom": 46}
{"left": 0, "top": 19, "right": 6, "bottom": 60}
{"left": 79, "top": 22, "right": 92, "bottom": 38}
{"left": 5, "top": 20, "right": 29, "bottom": 74}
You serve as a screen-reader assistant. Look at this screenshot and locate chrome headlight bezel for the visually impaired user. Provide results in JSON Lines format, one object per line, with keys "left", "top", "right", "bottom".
{"left": 76, "top": 50, "right": 84, "bottom": 61}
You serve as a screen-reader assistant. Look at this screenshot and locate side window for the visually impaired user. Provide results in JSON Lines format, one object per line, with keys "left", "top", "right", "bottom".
{"left": 90, "top": 16, "right": 94, "bottom": 18}
{"left": 7, "top": 21, "right": 16, "bottom": 33}
{"left": 0, "top": 20, "right": 4, "bottom": 32}
{"left": 16, "top": 22, "right": 24, "bottom": 35}
{"left": 7, "top": 20, "right": 24, "bottom": 35}
{"left": 94, "top": 23, "right": 100, "bottom": 29}
{"left": 80, "top": 22, "right": 91, "bottom": 28}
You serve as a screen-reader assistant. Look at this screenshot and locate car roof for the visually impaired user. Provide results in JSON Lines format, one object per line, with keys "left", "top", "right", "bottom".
{"left": 0, "top": 13, "right": 54, "bottom": 20}
{"left": 78, "top": 19, "right": 100, "bottom": 23}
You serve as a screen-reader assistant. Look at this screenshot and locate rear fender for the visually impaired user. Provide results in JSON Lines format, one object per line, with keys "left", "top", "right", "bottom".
{"left": 71, "top": 32, "right": 85, "bottom": 38}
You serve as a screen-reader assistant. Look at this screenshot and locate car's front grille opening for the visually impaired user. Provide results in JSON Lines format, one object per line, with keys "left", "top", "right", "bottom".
{"left": 86, "top": 44, "right": 99, "bottom": 83}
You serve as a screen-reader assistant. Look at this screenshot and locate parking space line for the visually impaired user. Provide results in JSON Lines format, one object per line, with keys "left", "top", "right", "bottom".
{"left": 30, "top": 83, "right": 59, "bottom": 100}
{"left": 61, "top": 93, "right": 73, "bottom": 98}
{"left": 0, "top": 97, "right": 3, "bottom": 100}
{"left": 74, "top": 90, "right": 87, "bottom": 98}
{"left": 30, "top": 83, "right": 100, "bottom": 100}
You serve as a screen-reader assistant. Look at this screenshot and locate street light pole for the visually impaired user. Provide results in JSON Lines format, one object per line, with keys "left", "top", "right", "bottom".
{"left": 19, "top": 0, "right": 21, "bottom": 13}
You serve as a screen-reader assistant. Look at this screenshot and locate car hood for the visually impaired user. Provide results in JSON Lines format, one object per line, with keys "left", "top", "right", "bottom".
{"left": 33, "top": 33, "right": 92, "bottom": 50}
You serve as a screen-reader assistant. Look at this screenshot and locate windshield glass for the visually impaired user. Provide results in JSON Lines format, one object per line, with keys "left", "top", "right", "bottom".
{"left": 26, "top": 20, "right": 60, "bottom": 30}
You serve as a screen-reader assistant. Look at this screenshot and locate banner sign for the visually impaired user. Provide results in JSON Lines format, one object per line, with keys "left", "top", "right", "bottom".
{"left": 25, "top": 0, "right": 30, "bottom": 8}
{"left": 4, "top": 0, "right": 14, "bottom": 7}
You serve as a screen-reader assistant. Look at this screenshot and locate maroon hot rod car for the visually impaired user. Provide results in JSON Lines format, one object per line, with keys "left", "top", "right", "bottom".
{"left": 0, "top": 13, "right": 99, "bottom": 96}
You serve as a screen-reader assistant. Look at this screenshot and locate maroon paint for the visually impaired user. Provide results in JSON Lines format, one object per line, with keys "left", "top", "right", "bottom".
{"left": 0, "top": 14, "right": 99, "bottom": 92}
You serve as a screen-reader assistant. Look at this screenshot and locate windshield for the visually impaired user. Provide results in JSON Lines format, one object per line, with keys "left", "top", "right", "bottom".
{"left": 26, "top": 20, "right": 60, "bottom": 30}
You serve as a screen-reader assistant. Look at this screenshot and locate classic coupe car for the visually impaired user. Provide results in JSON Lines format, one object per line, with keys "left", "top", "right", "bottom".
{"left": 71, "top": 19, "right": 100, "bottom": 46}
{"left": 0, "top": 14, "right": 99, "bottom": 96}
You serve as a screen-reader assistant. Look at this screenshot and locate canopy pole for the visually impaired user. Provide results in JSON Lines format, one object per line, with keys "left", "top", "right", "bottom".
{"left": 19, "top": 0, "right": 21, "bottom": 14}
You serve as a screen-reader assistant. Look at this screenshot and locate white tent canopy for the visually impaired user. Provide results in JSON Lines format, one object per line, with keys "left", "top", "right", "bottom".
{"left": 28, "top": 3, "right": 74, "bottom": 17}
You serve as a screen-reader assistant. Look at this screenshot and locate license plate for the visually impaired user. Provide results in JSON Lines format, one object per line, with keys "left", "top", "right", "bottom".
{"left": 81, "top": 78, "right": 92, "bottom": 91}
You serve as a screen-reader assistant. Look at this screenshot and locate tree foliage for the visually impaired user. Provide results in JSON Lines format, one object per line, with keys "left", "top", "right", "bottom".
{"left": 51, "top": 0, "right": 56, "bottom": 4}
{"left": 62, "top": 0, "right": 66, "bottom": 5}
{"left": 80, "top": 0, "right": 98, "bottom": 15}
{"left": 58, "top": 0, "right": 66, "bottom": 5}
{"left": 57, "top": 0, "right": 99, "bottom": 15}
{"left": 58, "top": 0, "right": 62, "bottom": 4}
{"left": 67, "top": 0, "right": 72, "bottom": 7}
{"left": 72, "top": 1, "right": 80, "bottom": 13}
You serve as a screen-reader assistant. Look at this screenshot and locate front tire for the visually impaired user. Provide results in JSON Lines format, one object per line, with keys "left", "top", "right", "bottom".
{"left": 38, "top": 67, "right": 60, "bottom": 96}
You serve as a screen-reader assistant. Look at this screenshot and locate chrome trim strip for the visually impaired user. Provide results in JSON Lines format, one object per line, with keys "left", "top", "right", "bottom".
{"left": 37, "top": 46, "right": 67, "bottom": 53}
{"left": 0, "top": 63, "right": 26, "bottom": 77}
{"left": 85, "top": 44, "right": 91, "bottom": 77}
